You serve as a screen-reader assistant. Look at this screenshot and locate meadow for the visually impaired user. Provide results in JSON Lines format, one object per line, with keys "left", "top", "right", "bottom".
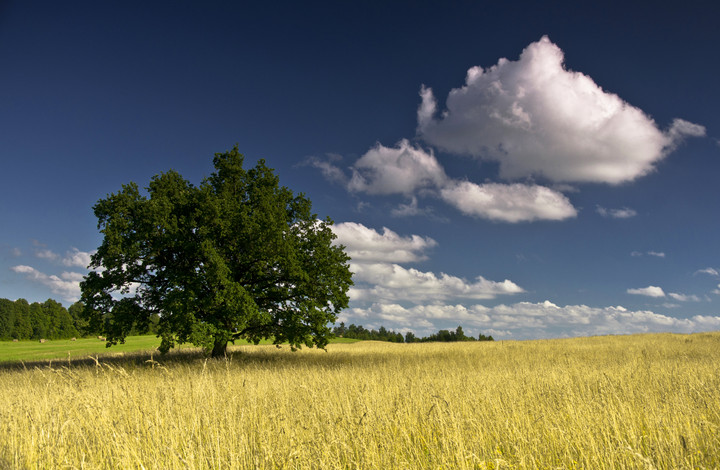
{"left": 0, "top": 335, "right": 163, "bottom": 364}
{"left": 0, "top": 336, "right": 359, "bottom": 364}
{"left": 0, "top": 332, "right": 718, "bottom": 469}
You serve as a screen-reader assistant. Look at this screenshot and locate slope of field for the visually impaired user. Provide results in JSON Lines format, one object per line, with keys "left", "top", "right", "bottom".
{"left": 1, "top": 333, "right": 718, "bottom": 469}
{"left": 0, "top": 335, "right": 162, "bottom": 363}
{"left": 0, "top": 336, "right": 360, "bottom": 364}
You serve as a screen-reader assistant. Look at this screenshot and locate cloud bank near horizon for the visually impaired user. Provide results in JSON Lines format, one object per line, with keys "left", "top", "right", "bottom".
{"left": 331, "top": 221, "right": 720, "bottom": 339}
{"left": 340, "top": 300, "right": 720, "bottom": 339}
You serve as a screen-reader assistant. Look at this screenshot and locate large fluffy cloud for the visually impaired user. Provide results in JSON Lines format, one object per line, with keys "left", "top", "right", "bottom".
{"left": 331, "top": 222, "right": 437, "bottom": 263}
{"left": 417, "top": 36, "right": 706, "bottom": 184}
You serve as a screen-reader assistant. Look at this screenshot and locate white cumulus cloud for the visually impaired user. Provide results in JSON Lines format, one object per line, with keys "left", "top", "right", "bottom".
{"left": 417, "top": 36, "right": 705, "bottom": 184}
{"left": 340, "top": 140, "right": 577, "bottom": 223}
{"left": 440, "top": 181, "right": 577, "bottom": 222}
{"left": 349, "top": 262, "right": 524, "bottom": 303}
{"left": 62, "top": 248, "right": 93, "bottom": 268}
{"left": 627, "top": 286, "right": 666, "bottom": 297}
{"left": 11, "top": 265, "right": 83, "bottom": 302}
{"left": 348, "top": 139, "right": 447, "bottom": 196}
{"left": 339, "top": 300, "right": 719, "bottom": 340}
{"left": 332, "top": 222, "right": 437, "bottom": 263}
{"left": 334, "top": 222, "right": 525, "bottom": 307}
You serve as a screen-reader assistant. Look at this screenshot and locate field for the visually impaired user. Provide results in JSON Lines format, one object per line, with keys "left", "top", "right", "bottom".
{"left": 0, "top": 336, "right": 359, "bottom": 364}
{"left": 0, "top": 335, "right": 164, "bottom": 364}
{"left": 1, "top": 333, "right": 718, "bottom": 469}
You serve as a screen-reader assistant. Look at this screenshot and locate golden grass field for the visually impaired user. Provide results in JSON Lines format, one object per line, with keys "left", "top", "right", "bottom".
{"left": 1, "top": 332, "right": 718, "bottom": 469}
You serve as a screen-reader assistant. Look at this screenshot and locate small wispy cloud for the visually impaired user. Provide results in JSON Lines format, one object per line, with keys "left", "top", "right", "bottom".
{"left": 10, "top": 265, "right": 82, "bottom": 302}
{"left": 390, "top": 197, "right": 437, "bottom": 218}
{"left": 695, "top": 267, "right": 719, "bottom": 277}
{"left": 632, "top": 250, "right": 666, "bottom": 258}
{"left": 627, "top": 286, "right": 666, "bottom": 297}
{"left": 647, "top": 251, "right": 665, "bottom": 258}
{"left": 300, "top": 154, "right": 349, "bottom": 186}
{"left": 597, "top": 206, "right": 637, "bottom": 219}
{"left": 35, "top": 248, "right": 60, "bottom": 261}
{"left": 668, "top": 292, "right": 701, "bottom": 302}
{"left": 31, "top": 246, "right": 93, "bottom": 268}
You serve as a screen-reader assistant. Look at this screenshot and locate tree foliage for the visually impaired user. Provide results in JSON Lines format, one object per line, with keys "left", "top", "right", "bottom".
{"left": 81, "top": 147, "right": 352, "bottom": 357}
{"left": 0, "top": 298, "right": 88, "bottom": 340}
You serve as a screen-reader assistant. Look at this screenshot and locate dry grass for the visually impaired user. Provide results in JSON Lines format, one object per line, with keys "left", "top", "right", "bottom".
{"left": 1, "top": 333, "right": 719, "bottom": 469}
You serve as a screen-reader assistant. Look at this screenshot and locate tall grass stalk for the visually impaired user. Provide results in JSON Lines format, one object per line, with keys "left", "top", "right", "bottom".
{"left": 1, "top": 333, "right": 718, "bottom": 469}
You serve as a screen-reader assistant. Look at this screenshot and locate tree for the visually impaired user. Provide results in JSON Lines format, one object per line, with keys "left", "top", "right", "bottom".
{"left": 81, "top": 147, "right": 353, "bottom": 358}
{"left": 332, "top": 322, "right": 347, "bottom": 337}
{"left": 0, "top": 299, "right": 15, "bottom": 340}
{"left": 404, "top": 331, "right": 418, "bottom": 343}
{"left": 68, "top": 301, "right": 92, "bottom": 336}
{"left": 12, "top": 299, "right": 32, "bottom": 340}
{"left": 29, "top": 302, "right": 47, "bottom": 339}
{"left": 43, "top": 299, "right": 78, "bottom": 339}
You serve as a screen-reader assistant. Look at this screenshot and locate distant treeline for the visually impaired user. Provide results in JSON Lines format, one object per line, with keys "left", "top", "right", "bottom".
{"left": 1, "top": 296, "right": 493, "bottom": 344}
{"left": 332, "top": 323, "right": 494, "bottom": 343}
{"left": 0, "top": 298, "right": 159, "bottom": 341}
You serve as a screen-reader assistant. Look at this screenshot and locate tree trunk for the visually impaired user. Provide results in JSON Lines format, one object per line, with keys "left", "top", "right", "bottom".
{"left": 211, "top": 337, "right": 228, "bottom": 358}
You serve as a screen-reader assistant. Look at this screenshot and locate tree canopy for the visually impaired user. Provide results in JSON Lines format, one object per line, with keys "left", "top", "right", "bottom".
{"left": 81, "top": 147, "right": 353, "bottom": 357}
{"left": 0, "top": 298, "right": 88, "bottom": 340}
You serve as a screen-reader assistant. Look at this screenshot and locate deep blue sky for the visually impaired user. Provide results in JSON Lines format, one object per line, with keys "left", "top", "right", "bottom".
{"left": 2, "top": 1, "right": 719, "bottom": 339}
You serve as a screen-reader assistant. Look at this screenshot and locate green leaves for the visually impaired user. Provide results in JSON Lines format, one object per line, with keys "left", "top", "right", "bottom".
{"left": 81, "top": 146, "right": 352, "bottom": 357}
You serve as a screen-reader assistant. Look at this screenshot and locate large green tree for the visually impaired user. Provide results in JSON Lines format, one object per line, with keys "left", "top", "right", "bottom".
{"left": 81, "top": 147, "right": 352, "bottom": 358}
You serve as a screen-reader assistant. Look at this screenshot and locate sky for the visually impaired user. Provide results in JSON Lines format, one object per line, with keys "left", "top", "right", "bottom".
{"left": 2, "top": 1, "right": 720, "bottom": 340}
